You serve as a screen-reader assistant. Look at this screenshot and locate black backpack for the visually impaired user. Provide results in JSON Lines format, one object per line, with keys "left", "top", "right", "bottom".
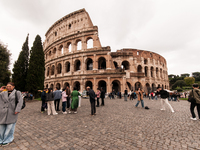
{"left": 15, "top": 91, "right": 26, "bottom": 110}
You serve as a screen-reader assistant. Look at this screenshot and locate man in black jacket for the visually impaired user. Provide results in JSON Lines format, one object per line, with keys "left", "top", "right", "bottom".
{"left": 40, "top": 88, "right": 47, "bottom": 113}
{"left": 156, "top": 87, "right": 174, "bottom": 113}
{"left": 100, "top": 88, "right": 105, "bottom": 106}
{"left": 87, "top": 86, "right": 96, "bottom": 116}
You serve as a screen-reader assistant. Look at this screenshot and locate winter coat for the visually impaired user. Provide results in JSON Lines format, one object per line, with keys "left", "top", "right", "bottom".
{"left": 0, "top": 89, "right": 23, "bottom": 124}
{"left": 46, "top": 92, "right": 54, "bottom": 101}
{"left": 53, "top": 90, "right": 62, "bottom": 100}
{"left": 136, "top": 90, "right": 144, "bottom": 101}
{"left": 189, "top": 89, "right": 200, "bottom": 104}
{"left": 62, "top": 91, "right": 68, "bottom": 102}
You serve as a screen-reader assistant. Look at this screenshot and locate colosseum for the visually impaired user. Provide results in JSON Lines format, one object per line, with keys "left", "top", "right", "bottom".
{"left": 43, "top": 8, "right": 169, "bottom": 95}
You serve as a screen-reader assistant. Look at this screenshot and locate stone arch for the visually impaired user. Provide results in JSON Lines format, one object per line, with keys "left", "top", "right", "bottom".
{"left": 152, "top": 83, "right": 156, "bottom": 92}
{"left": 76, "top": 39, "right": 82, "bottom": 50}
{"left": 47, "top": 67, "right": 50, "bottom": 76}
{"left": 165, "top": 85, "right": 167, "bottom": 89}
{"left": 162, "top": 84, "right": 164, "bottom": 89}
{"left": 73, "top": 81, "right": 80, "bottom": 91}
{"left": 144, "top": 66, "right": 148, "bottom": 77}
{"left": 85, "top": 58, "right": 93, "bottom": 70}
{"left": 98, "top": 80, "right": 107, "bottom": 93}
{"left": 50, "top": 84, "right": 54, "bottom": 90}
{"left": 74, "top": 59, "right": 81, "bottom": 71}
{"left": 121, "top": 61, "right": 130, "bottom": 70}
{"left": 67, "top": 42, "right": 72, "bottom": 52}
{"left": 58, "top": 45, "right": 63, "bottom": 55}
{"left": 86, "top": 37, "right": 93, "bottom": 49}
{"left": 49, "top": 51, "right": 52, "bottom": 58}
{"left": 51, "top": 65, "right": 55, "bottom": 75}
{"left": 64, "top": 82, "right": 70, "bottom": 88}
{"left": 135, "top": 82, "right": 142, "bottom": 90}
{"left": 137, "top": 65, "right": 142, "bottom": 72}
{"left": 65, "top": 61, "right": 70, "bottom": 72}
{"left": 113, "top": 61, "right": 118, "bottom": 69}
{"left": 145, "top": 83, "right": 151, "bottom": 93}
{"left": 160, "top": 68, "right": 163, "bottom": 78}
{"left": 46, "top": 84, "right": 48, "bottom": 88}
{"left": 98, "top": 57, "right": 106, "bottom": 69}
{"left": 112, "top": 80, "right": 121, "bottom": 93}
{"left": 85, "top": 81, "right": 93, "bottom": 90}
{"left": 144, "top": 59, "right": 148, "bottom": 64}
{"left": 56, "top": 83, "right": 61, "bottom": 90}
{"left": 151, "top": 67, "right": 154, "bottom": 77}
{"left": 57, "top": 63, "right": 62, "bottom": 74}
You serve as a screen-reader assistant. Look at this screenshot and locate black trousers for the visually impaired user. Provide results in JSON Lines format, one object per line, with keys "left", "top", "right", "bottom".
{"left": 66, "top": 97, "right": 71, "bottom": 109}
{"left": 96, "top": 98, "right": 99, "bottom": 106}
{"left": 190, "top": 102, "right": 200, "bottom": 119}
{"left": 41, "top": 100, "right": 46, "bottom": 111}
{"left": 101, "top": 98, "right": 104, "bottom": 106}
{"left": 90, "top": 100, "right": 96, "bottom": 115}
{"left": 54, "top": 99, "right": 60, "bottom": 111}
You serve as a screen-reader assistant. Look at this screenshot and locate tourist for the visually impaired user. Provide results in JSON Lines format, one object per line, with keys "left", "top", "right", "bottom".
{"left": 46, "top": 88, "right": 58, "bottom": 115}
{"left": 78, "top": 90, "right": 81, "bottom": 107}
{"left": 0, "top": 82, "right": 23, "bottom": 146}
{"left": 156, "top": 87, "right": 174, "bottom": 113}
{"left": 100, "top": 88, "right": 105, "bottom": 106}
{"left": 124, "top": 88, "right": 128, "bottom": 101}
{"left": 69, "top": 87, "right": 81, "bottom": 114}
{"left": 135, "top": 88, "right": 144, "bottom": 108}
{"left": 61, "top": 88, "right": 68, "bottom": 114}
{"left": 53, "top": 87, "right": 62, "bottom": 111}
{"left": 40, "top": 88, "right": 47, "bottom": 113}
{"left": 66, "top": 86, "right": 71, "bottom": 111}
{"left": 87, "top": 86, "right": 96, "bottom": 116}
{"left": 96, "top": 88, "right": 101, "bottom": 107}
{"left": 188, "top": 84, "right": 200, "bottom": 120}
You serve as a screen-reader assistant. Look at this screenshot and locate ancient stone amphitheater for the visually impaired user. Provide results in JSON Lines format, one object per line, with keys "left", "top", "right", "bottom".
{"left": 43, "top": 8, "right": 169, "bottom": 94}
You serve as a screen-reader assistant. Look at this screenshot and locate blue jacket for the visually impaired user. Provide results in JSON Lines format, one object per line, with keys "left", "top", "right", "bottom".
{"left": 53, "top": 90, "right": 62, "bottom": 100}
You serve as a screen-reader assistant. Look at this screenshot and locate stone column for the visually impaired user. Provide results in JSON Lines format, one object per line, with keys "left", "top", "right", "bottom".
{"left": 80, "top": 78, "right": 83, "bottom": 93}
{"left": 62, "top": 60, "right": 64, "bottom": 76}
{"left": 107, "top": 77, "right": 111, "bottom": 94}
{"left": 93, "top": 54, "right": 97, "bottom": 70}
{"left": 94, "top": 77, "right": 97, "bottom": 93}
{"left": 106, "top": 52, "right": 111, "bottom": 69}
{"left": 82, "top": 37, "right": 87, "bottom": 50}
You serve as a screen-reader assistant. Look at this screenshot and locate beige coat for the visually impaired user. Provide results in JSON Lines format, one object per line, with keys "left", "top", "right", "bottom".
{"left": 136, "top": 90, "right": 144, "bottom": 101}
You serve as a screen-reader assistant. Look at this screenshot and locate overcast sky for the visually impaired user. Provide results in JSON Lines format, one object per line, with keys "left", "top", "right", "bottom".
{"left": 0, "top": 0, "right": 200, "bottom": 76}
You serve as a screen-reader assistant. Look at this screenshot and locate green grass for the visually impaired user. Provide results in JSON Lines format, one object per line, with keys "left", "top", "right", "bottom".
{"left": 35, "top": 97, "right": 41, "bottom": 101}
{"left": 179, "top": 98, "right": 188, "bottom": 100}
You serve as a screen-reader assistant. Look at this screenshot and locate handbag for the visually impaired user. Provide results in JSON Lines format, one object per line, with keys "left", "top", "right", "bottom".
{"left": 188, "top": 90, "right": 196, "bottom": 103}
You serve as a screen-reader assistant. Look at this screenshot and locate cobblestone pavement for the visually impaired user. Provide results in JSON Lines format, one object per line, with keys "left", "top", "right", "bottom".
{"left": 1, "top": 97, "right": 200, "bottom": 150}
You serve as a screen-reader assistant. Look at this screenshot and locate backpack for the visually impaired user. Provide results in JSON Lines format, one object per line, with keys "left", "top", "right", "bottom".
{"left": 15, "top": 91, "right": 26, "bottom": 110}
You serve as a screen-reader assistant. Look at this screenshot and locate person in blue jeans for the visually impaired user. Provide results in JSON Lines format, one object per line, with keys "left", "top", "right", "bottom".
{"left": 135, "top": 88, "right": 144, "bottom": 108}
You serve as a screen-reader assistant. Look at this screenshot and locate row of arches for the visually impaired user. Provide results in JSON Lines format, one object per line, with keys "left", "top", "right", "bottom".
{"left": 46, "top": 38, "right": 94, "bottom": 60}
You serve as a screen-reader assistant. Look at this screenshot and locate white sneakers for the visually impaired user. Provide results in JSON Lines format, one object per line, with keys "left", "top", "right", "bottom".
{"left": 190, "top": 117, "right": 197, "bottom": 120}
{"left": 74, "top": 111, "right": 77, "bottom": 114}
{"left": 160, "top": 109, "right": 165, "bottom": 111}
{"left": 53, "top": 113, "right": 58, "bottom": 115}
{"left": 62, "top": 112, "right": 67, "bottom": 114}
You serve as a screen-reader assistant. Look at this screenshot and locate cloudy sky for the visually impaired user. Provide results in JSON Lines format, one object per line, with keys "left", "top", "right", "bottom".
{"left": 0, "top": 0, "right": 200, "bottom": 76}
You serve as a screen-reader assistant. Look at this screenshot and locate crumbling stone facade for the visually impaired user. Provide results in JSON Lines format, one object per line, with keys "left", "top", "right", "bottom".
{"left": 43, "top": 9, "right": 169, "bottom": 94}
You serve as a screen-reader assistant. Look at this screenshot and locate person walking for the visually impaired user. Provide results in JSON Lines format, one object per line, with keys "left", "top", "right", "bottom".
{"left": 53, "top": 87, "right": 62, "bottom": 111}
{"left": 0, "top": 82, "right": 23, "bottom": 146}
{"left": 135, "top": 88, "right": 144, "bottom": 108}
{"left": 66, "top": 86, "right": 71, "bottom": 111}
{"left": 69, "top": 87, "right": 81, "bottom": 114}
{"left": 87, "top": 86, "right": 96, "bottom": 116}
{"left": 156, "top": 87, "right": 174, "bottom": 113}
{"left": 100, "top": 88, "right": 105, "bottom": 106}
{"left": 46, "top": 88, "right": 58, "bottom": 115}
{"left": 61, "top": 88, "right": 68, "bottom": 114}
{"left": 188, "top": 84, "right": 200, "bottom": 120}
{"left": 124, "top": 88, "right": 128, "bottom": 101}
{"left": 96, "top": 88, "right": 101, "bottom": 107}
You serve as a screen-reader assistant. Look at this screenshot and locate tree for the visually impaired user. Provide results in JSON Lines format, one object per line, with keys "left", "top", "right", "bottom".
{"left": 0, "top": 42, "right": 11, "bottom": 85}
{"left": 172, "top": 80, "right": 186, "bottom": 89}
{"left": 12, "top": 34, "right": 29, "bottom": 91}
{"left": 184, "top": 77, "right": 195, "bottom": 86}
{"left": 181, "top": 73, "right": 190, "bottom": 77}
{"left": 26, "top": 35, "right": 45, "bottom": 96}
{"left": 192, "top": 72, "right": 200, "bottom": 81}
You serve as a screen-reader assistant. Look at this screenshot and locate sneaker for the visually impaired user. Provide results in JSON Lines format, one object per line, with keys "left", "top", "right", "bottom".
{"left": 53, "top": 113, "right": 58, "bottom": 115}
{"left": 2, "top": 143, "right": 9, "bottom": 147}
{"left": 68, "top": 111, "right": 71, "bottom": 114}
{"left": 74, "top": 111, "right": 77, "bottom": 114}
{"left": 62, "top": 112, "right": 67, "bottom": 114}
{"left": 172, "top": 111, "right": 175, "bottom": 113}
{"left": 190, "top": 117, "right": 197, "bottom": 120}
{"left": 160, "top": 109, "right": 165, "bottom": 111}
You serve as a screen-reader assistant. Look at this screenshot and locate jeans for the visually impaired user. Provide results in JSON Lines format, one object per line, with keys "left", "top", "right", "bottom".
{"left": 0, "top": 123, "right": 16, "bottom": 144}
{"left": 54, "top": 99, "right": 60, "bottom": 111}
{"left": 135, "top": 100, "right": 144, "bottom": 108}
{"left": 155, "top": 96, "right": 157, "bottom": 100}
{"left": 62, "top": 101, "right": 66, "bottom": 112}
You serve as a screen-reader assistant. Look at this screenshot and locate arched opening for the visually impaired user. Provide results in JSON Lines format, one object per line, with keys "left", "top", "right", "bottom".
{"left": 57, "top": 63, "right": 62, "bottom": 74}
{"left": 135, "top": 82, "right": 142, "bottom": 90}
{"left": 160, "top": 68, "right": 163, "bottom": 78}
{"left": 64, "top": 82, "right": 70, "bottom": 88}
{"left": 67, "top": 42, "right": 72, "bottom": 52}
{"left": 73, "top": 81, "right": 80, "bottom": 91}
{"left": 74, "top": 60, "right": 81, "bottom": 71}
{"left": 76, "top": 40, "right": 82, "bottom": 50}
{"left": 98, "top": 57, "right": 106, "bottom": 69}
{"left": 145, "top": 83, "right": 151, "bottom": 93}
{"left": 46, "top": 84, "right": 48, "bottom": 88}
{"left": 86, "top": 58, "right": 93, "bottom": 70}
{"left": 87, "top": 38, "right": 93, "bottom": 49}
{"left": 156, "top": 68, "right": 159, "bottom": 77}
{"left": 56, "top": 83, "right": 61, "bottom": 90}
{"left": 65, "top": 61, "right": 70, "bottom": 73}
{"left": 49, "top": 51, "right": 51, "bottom": 59}
{"left": 53, "top": 48, "right": 56, "bottom": 56}
{"left": 121, "top": 61, "right": 130, "bottom": 70}
{"left": 162, "top": 84, "right": 164, "bottom": 89}
{"left": 50, "top": 84, "right": 54, "bottom": 90}
{"left": 51, "top": 65, "right": 55, "bottom": 75}
{"left": 145, "top": 66, "right": 148, "bottom": 77}
{"left": 85, "top": 81, "right": 93, "bottom": 90}
{"left": 47, "top": 67, "right": 50, "bottom": 76}
{"left": 165, "top": 85, "right": 167, "bottom": 89}
{"left": 113, "top": 61, "right": 118, "bottom": 69}
{"left": 112, "top": 80, "right": 121, "bottom": 93}
{"left": 58, "top": 45, "right": 63, "bottom": 55}
{"left": 151, "top": 67, "right": 154, "bottom": 77}
{"left": 152, "top": 83, "right": 156, "bottom": 92}
{"left": 137, "top": 65, "right": 142, "bottom": 72}
{"left": 144, "top": 59, "right": 148, "bottom": 64}
{"left": 126, "top": 82, "right": 132, "bottom": 91}
{"left": 98, "top": 80, "right": 107, "bottom": 93}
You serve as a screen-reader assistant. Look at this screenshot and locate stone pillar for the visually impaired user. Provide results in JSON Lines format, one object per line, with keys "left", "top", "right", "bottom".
{"left": 80, "top": 78, "right": 83, "bottom": 93}
{"left": 62, "top": 60, "right": 64, "bottom": 76}
{"left": 72, "top": 40, "right": 76, "bottom": 52}
{"left": 148, "top": 68, "right": 151, "bottom": 77}
{"left": 81, "top": 56, "right": 84, "bottom": 73}
{"left": 93, "top": 54, "right": 97, "bottom": 70}
{"left": 94, "top": 77, "right": 97, "bottom": 93}
{"left": 106, "top": 52, "right": 111, "bottom": 69}
{"left": 82, "top": 37, "right": 87, "bottom": 50}
{"left": 107, "top": 77, "right": 111, "bottom": 94}
{"left": 122, "top": 76, "right": 126, "bottom": 93}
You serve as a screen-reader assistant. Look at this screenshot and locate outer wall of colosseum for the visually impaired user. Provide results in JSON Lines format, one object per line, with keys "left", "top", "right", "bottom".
{"left": 43, "top": 9, "right": 169, "bottom": 94}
